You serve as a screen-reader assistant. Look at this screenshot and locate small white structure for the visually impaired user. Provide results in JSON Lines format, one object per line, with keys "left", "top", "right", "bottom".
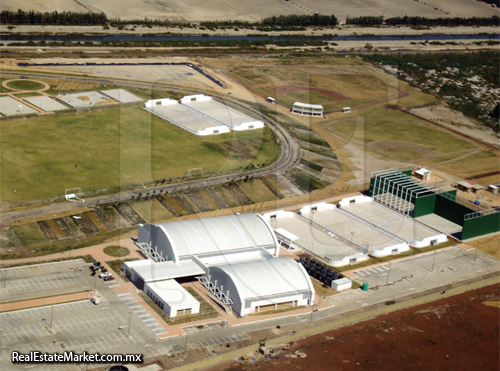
{"left": 292, "top": 102, "right": 323, "bottom": 116}
{"left": 414, "top": 167, "right": 431, "bottom": 181}
{"left": 144, "top": 279, "right": 200, "bottom": 317}
{"left": 266, "top": 97, "right": 276, "bottom": 104}
{"left": 341, "top": 107, "right": 351, "bottom": 113}
{"left": 331, "top": 277, "right": 352, "bottom": 291}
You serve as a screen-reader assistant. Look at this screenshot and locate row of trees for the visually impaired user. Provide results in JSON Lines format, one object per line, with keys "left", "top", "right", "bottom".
{"left": 0, "top": 10, "right": 108, "bottom": 25}
{"left": 261, "top": 14, "right": 338, "bottom": 27}
{"left": 385, "top": 15, "right": 500, "bottom": 26}
{"left": 346, "top": 15, "right": 499, "bottom": 26}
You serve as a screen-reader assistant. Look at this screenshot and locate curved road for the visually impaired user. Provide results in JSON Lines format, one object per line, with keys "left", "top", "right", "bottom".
{"left": 0, "top": 71, "right": 300, "bottom": 224}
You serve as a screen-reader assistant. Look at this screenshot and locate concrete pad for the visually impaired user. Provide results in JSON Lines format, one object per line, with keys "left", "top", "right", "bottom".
{"left": 24, "top": 96, "right": 69, "bottom": 111}
{"left": 416, "top": 213, "right": 463, "bottom": 235}
{"left": 145, "top": 101, "right": 229, "bottom": 136}
{"left": 341, "top": 201, "right": 445, "bottom": 247}
{"left": 0, "top": 96, "right": 38, "bottom": 116}
{"left": 102, "top": 88, "right": 143, "bottom": 103}
{"left": 55, "top": 91, "right": 116, "bottom": 108}
{"left": 266, "top": 211, "right": 368, "bottom": 267}
{"left": 302, "top": 207, "right": 402, "bottom": 253}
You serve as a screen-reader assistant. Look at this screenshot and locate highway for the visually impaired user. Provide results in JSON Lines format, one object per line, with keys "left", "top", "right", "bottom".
{"left": 0, "top": 71, "right": 300, "bottom": 224}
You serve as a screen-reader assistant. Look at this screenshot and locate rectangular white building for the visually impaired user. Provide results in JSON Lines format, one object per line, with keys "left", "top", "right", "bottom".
{"left": 144, "top": 279, "right": 200, "bottom": 318}
{"left": 181, "top": 95, "right": 264, "bottom": 131}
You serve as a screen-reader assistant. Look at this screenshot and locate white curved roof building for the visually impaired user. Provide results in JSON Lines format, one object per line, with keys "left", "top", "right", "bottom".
{"left": 138, "top": 213, "right": 279, "bottom": 262}
{"left": 207, "top": 257, "right": 315, "bottom": 315}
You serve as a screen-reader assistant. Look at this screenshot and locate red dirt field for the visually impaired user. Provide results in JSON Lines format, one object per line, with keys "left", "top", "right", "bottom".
{"left": 209, "top": 284, "right": 500, "bottom": 371}
{"left": 273, "top": 85, "right": 351, "bottom": 102}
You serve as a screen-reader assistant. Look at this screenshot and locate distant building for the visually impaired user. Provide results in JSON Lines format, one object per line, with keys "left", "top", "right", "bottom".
{"left": 488, "top": 185, "right": 498, "bottom": 194}
{"left": 266, "top": 97, "right": 276, "bottom": 104}
{"left": 341, "top": 107, "right": 351, "bottom": 113}
{"left": 457, "top": 180, "right": 484, "bottom": 194}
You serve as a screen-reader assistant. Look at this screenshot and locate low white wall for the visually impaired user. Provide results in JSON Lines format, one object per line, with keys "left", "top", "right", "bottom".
{"left": 412, "top": 234, "right": 448, "bottom": 248}
{"left": 144, "top": 98, "right": 178, "bottom": 108}
{"left": 370, "top": 241, "right": 410, "bottom": 257}
{"left": 299, "top": 202, "right": 334, "bottom": 214}
{"left": 180, "top": 94, "right": 212, "bottom": 103}
{"left": 231, "top": 120, "right": 265, "bottom": 131}
{"left": 338, "top": 195, "right": 371, "bottom": 207}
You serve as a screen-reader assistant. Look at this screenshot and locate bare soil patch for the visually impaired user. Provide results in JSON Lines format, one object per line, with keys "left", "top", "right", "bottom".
{"left": 212, "top": 284, "right": 500, "bottom": 371}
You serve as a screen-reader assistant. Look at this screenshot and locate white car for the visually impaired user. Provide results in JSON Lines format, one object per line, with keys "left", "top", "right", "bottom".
{"left": 99, "top": 272, "right": 112, "bottom": 278}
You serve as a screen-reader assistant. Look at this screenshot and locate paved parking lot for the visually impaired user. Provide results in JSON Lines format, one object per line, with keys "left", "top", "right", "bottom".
{"left": 118, "top": 293, "right": 168, "bottom": 337}
{"left": 0, "top": 297, "right": 160, "bottom": 370}
{"left": 0, "top": 260, "right": 91, "bottom": 303}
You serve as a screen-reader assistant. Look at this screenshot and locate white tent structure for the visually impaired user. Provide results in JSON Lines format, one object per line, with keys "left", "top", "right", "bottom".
{"left": 292, "top": 102, "right": 323, "bottom": 116}
{"left": 200, "top": 257, "right": 314, "bottom": 315}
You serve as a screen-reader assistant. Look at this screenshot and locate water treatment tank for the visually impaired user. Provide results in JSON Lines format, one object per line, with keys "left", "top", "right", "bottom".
{"left": 362, "top": 282, "right": 369, "bottom": 291}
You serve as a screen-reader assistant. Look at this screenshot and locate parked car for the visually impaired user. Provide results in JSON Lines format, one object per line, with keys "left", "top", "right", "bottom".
{"left": 104, "top": 276, "right": 115, "bottom": 281}
{"left": 99, "top": 272, "right": 112, "bottom": 278}
{"left": 90, "top": 296, "right": 101, "bottom": 305}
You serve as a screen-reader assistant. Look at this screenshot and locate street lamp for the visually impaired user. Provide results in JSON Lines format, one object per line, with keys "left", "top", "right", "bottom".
{"left": 386, "top": 262, "right": 392, "bottom": 285}
{"left": 431, "top": 251, "right": 437, "bottom": 273}
{"left": 50, "top": 303, "right": 54, "bottom": 328}
{"left": 128, "top": 312, "right": 132, "bottom": 338}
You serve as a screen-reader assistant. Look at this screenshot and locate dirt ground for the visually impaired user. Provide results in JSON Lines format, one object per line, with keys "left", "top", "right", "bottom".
{"left": 210, "top": 284, "right": 500, "bottom": 371}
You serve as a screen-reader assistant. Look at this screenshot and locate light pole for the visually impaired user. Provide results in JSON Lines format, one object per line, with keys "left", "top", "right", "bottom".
{"left": 431, "top": 251, "right": 437, "bottom": 273}
{"left": 2, "top": 265, "right": 6, "bottom": 289}
{"left": 127, "top": 312, "right": 132, "bottom": 338}
{"left": 386, "top": 262, "right": 391, "bottom": 285}
{"left": 93, "top": 273, "right": 97, "bottom": 296}
{"left": 50, "top": 303, "right": 54, "bottom": 328}
{"left": 0, "top": 330, "right": 3, "bottom": 356}
{"left": 474, "top": 248, "right": 478, "bottom": 262}
{"left": 184, "top": 332, "right": 188, "bottom": 355}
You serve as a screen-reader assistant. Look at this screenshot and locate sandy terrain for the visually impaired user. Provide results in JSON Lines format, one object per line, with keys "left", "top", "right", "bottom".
{"left": 3, "top": 0, "right": 498, "bottom": 22}
{"left": 1, "top": 24, "right": 498, "bottom": 37}
{"left": 412, "top": 104, "right": 500, "bottom": 148}
{"left": 209, "top": 284, "right": 500, "bottom": 371}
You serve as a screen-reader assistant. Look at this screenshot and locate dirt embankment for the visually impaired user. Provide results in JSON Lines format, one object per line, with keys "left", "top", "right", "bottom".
{"left": 209, "top": 284, "right": 500, "bottom": 371}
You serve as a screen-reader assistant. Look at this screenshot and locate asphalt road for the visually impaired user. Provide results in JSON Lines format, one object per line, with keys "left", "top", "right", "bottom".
{"left": 0, "top": 71, "right": 300, "bottom": 224}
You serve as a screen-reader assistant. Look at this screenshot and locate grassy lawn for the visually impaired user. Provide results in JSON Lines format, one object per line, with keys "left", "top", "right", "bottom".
{"left": 106, "top": 258, "right": 136, "bottom": 282}
{"left": 103, "top": 245, "right": 130, "bottom": 257}
{"left": 5, "top": 80, "right": 45, "bottom": 91}
{"left": 237, "top": 179, "right": 277, "bottom": 203}
{"left": 12, "top": 92, "right": 44, "bottom": 98}
{"left": 1, "top": 105, "right": 278, "bottom": 203}
{"left": 434, "top": 150, "right": 500, "bottom": 178}
{"left": 326, "top": 116, "right": 476, "bottom": 156}
{"left": 12, "top": 223, "right": 47, "bottom": 246}
{"left": 130, "top": 198, "right": 173, "bottom": 223}
{"left": 384, "top": 147, "right": 424, "bottom": 161}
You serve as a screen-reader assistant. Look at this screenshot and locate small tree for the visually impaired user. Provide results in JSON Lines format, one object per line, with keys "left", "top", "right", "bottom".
{"left": 490, "top": 103, "right": 500, "bottom": 119}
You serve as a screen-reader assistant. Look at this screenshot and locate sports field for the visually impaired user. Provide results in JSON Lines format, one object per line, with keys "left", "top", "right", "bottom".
{"left": 228, "top": 64, "right": 393, "bottom": 112}
{"left": 0, "top": 106, "right": 278, "bottom": 203}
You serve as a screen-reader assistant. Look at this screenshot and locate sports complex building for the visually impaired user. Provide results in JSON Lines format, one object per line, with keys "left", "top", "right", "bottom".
{"left": 144, "top": 94, "right": 264, "bottom": 136}
{"left": 125, "top": 213, "right": 315, "bottom": 316}
{"left": 369, "top": 168, "right": 500, "bottom": 240}
{"left": 263, "top": 195, "right": 446, "bottom": 266}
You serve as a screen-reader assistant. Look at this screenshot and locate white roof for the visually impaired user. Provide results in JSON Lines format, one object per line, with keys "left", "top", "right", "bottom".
{"left": 145, "top": 279, "right": 199, "bottom": 308}
{"left": 124, "top": 259, "right": 204, "bottom": 282}
{"left": 293, "top": 102, "right": 323, "bottom": 109}
{"left": 267, "top": 97, "right": 276, "bottom": 100}
{"left": 332, "top": 277, "right": 352, "bottom": 285}
{"left": 489, "top": 185, "right": 498, "bottom": 189}
{"left": 415, "top": 168, "right": 431, "bottom": 175}
{"left": 155, "top": 214, "right": 277, "bottom": 257}
{"left": 274, "top": 228, "right": 299, "bottom": 242}
{"left": 214, "top": 257, "right": 312, "bottom": 300}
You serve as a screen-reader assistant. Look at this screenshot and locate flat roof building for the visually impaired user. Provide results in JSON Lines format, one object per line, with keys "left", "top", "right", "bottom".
{"left": 181, "top": 95, "right": 264, "bottom": 131}
{"left": 144, "top": 98, "right": 230, "bottom": 136}
{"left": 144, "top": 279, "right": 200, "bottom": 318}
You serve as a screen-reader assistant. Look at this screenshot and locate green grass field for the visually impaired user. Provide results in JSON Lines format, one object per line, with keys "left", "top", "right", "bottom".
{"left": 1, "top": 106, "right": 278, "bottom": 203}
{"left": 5, "top": 80, "right": 45, "bottom": 91}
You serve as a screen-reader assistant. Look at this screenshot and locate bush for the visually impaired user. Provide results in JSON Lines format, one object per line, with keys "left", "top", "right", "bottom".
{"left": 103, "top": 245, "right": 130, "bottom": 257}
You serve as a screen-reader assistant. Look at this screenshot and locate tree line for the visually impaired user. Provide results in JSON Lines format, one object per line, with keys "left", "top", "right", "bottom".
{"left": 261, "top": 14, "right": 338, "bottom": 27}
{"left": 346, "top": 15, "right": 499, "bottom": 27}
{"left": 0, "top": 10, "right": 108, "bottom": 25}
